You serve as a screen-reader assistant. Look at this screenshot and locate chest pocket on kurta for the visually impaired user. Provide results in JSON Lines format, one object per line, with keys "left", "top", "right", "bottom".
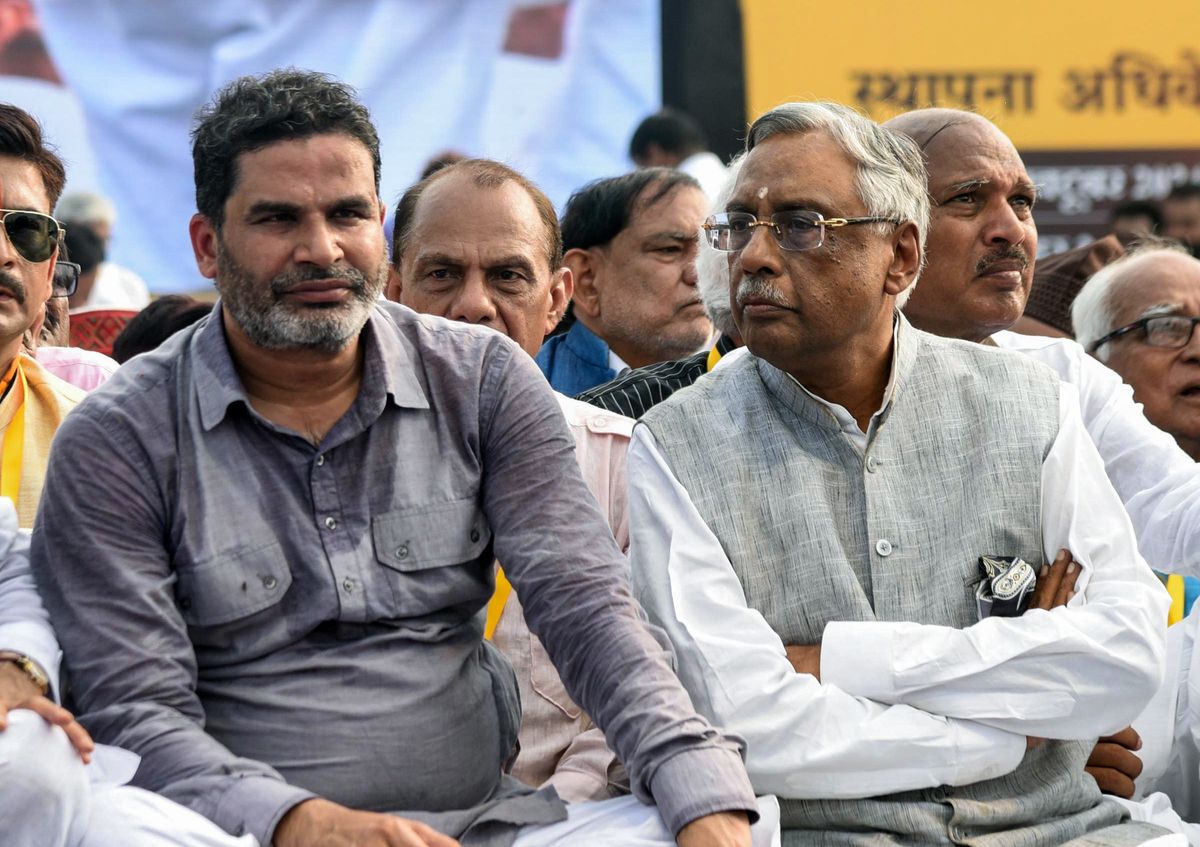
{"left": 372, "top": 497, "right": 493, "bottom": 617}
{"left": 175, "top": 540, "right": 294, "bottom": 632}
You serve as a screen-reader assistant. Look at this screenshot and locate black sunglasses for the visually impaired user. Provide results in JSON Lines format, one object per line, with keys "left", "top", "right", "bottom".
{"left": 52, "top": 261, "right": 79, "bottom": 298}
{"left": 0, "top": 208, "right": 62, "bottom": 264}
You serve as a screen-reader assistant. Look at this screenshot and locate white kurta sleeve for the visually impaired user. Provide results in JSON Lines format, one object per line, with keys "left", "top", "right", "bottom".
{"left": 627, "top": 426, "right": 1026, "bottom": 800}
{"left": 1075, "top": 352, "right": 1200, "bottom": 577}
{"left": 821, "top": 383, "right": 1169, "bottom": 740}
{"left": 0, "top": 498, "right": 59, "bottom": 694}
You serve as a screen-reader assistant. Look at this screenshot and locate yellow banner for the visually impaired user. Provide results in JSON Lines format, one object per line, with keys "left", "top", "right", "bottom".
{"left": 741, "top": 0, "right": 1200, "bottom": 150}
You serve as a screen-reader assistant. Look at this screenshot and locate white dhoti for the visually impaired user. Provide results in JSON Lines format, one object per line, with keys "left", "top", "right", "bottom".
{"left": 0, "top": 711, "right": 257, "bottom": 847}
{"left": 511, "top": 794, "right": 781, "bottom": 847}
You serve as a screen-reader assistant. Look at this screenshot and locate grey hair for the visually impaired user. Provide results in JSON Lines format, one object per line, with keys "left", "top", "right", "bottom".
{"left": 1071, "top": 240, "right": 1191, "bottom": 361}
{"left": 56, "top": 191, "right": 117, "bottom": 227}
{"left": 696, "top": 153, "right": 744, "bottom": 337}
{"left": 746, "top": 101, "right": 929, "bottom": 307}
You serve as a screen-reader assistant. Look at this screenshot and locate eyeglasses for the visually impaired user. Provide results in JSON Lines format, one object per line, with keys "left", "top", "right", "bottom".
{"left": 52, "top": 261, "right": 79, "bottom": 298}
{"left": 1087, "top": 315, "right": 1200, "bottom": 353}
{"left": 0, "top": 209, "right": 62, "bottom": 263}
{"left": 702, "top": 210, "right": 901, "bottom": 253}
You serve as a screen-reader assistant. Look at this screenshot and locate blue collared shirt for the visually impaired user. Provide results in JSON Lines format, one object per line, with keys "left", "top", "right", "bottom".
{"left": 30, "top": 301, "right": 754, "bottom": 844}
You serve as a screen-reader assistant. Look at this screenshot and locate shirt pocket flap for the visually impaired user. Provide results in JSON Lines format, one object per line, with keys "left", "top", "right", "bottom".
{"left": 373, "top": 498, "right": 492, "bottom": 572}
{"left": 176, "top": 541, "right": 293, "bottom": 627}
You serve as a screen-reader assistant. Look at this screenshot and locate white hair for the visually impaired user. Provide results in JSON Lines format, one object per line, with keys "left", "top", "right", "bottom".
{"left": 696, "top": 154, "right": 744, "bottom": 337}
{"left": 1072, "top": 241, "right": 1192, "bottom": 361}
{"left": 55, "top": 191, "right": 117, "bottom": 227}
{"left": 746, "top": 101, "right": 929, "bottom": 307}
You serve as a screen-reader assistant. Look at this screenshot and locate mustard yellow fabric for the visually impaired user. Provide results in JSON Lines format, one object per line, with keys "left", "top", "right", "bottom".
{"left": 0, "top": 353, "right": 85, "bottom": 527}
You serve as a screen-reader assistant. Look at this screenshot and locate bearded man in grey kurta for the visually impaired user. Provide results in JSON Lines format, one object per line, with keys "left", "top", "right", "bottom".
{"left": 629, "top": 101, "right": 1172, "bottom": 846}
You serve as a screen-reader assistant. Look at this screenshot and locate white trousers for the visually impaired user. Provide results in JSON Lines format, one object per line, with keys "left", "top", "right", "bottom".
{"left": 0, "top": 710, "right": 257, "bottom": 847}
{"left": 512, "top": 794, "right": 781, "bottom": 847}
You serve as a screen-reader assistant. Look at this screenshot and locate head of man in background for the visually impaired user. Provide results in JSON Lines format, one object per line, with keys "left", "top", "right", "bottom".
{"left": 387, "top": 158, "right": 569, "bottom": 357}
{"left": 55, "top": 190, "right": 116, "bottom": 245}
{"left": 629, "top": 109, "right": 708, "bottom": 170}
{"left": 629, "top": 109, "right": 728, "bottom": 201}
{"left": 1110, "top": 200, "right": 1162, "bottom": 242}
{"left": 535, "top": 168, "right": 709, "bottom": 395}
{"left": 62, "top": 222, "right": 102, "bottom": 310}
{"left": 1074, "top": 243, "right": 1200, "bottom": 460}
{"left": 884, "top": 109, "right": 1036, "bottom": 343}
{"left": 1163, "top": 183, "right": 1200, "bottom": 256}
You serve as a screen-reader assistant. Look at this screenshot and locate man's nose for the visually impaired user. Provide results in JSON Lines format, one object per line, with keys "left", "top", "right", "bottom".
{"left": 737, "top": 221, "right": 782, "bottom": 279}
{"left": 449, "top": 273, "right": 498, "bottom": 325}
{"left": 293, "top": 220, "right": 345, "bottom": 267}
{"left": 982, "top": 200, "right": 1030, "bottom": 247}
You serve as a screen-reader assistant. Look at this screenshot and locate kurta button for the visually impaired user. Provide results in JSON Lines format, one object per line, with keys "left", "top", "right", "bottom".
{"left": 866, "top": 456, "right": 878, "bottom": 473}
{"left": 396, "top": 545, "right": 409, "bottom": 560}
{"left": 315, "top": 454, "right": 325, "bottom": 466}
{"left": 343, "top": 579, "right": 354, "bottom": 593}
{"left": 875, "top": 538, "right": 893, "bottom": 556}
{"left": 324, "top": 516, "right": 337, "bottom": 530}
{"left": 469, "top": 528, "right": 480, "bottom": 543}
{"left": 262, "top": 576, "right": 278, "bottom": 590}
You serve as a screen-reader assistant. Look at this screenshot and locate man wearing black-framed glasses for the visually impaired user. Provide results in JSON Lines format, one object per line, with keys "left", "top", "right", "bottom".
{"left": 1074, "top": 244, "right": 1200, "bottom": 461}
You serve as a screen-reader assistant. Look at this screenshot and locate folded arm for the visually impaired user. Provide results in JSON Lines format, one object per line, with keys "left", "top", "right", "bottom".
{"left": 820, "top": 385, "right": 1169, "bottom": 740}
{"left": 627, "top": 426, "right": 1027, "bottom": 800}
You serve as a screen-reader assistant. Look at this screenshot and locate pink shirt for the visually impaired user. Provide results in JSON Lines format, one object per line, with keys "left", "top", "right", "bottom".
{"left": 35, "top": 346, "right": 119, "bottom": 393}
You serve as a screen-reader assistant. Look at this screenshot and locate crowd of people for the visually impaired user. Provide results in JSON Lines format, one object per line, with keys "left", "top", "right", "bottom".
{"left": 0, "top": 67, "right": 1199, "bottom": 847}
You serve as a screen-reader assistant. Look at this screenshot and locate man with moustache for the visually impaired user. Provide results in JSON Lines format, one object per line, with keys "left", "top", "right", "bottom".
{"left": 885, "top": 108, "right": 1200, "bottom": 583}
{"left": 0, "top": 104, "right": 84, "bottom": 527}
{"left": 30, "top": 70, "right": 759, "bottom": 847}
{"left": 535, "top": 169, "right": 712, "bottom": 395}
{"left": 630, "top": 101, "right": 1169, "bottom": 845}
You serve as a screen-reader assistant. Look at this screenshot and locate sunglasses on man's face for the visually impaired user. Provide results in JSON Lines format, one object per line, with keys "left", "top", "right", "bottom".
{"left": 0, "top": 209, "right": 62, "bottom": 264}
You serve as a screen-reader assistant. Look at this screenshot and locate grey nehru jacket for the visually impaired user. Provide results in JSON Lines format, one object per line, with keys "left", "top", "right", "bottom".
{"left": 639, "top": 317, "right": 1153, "bottom": 846}
{"left": 30, "top": 301, "right": 755, "bottom": 845}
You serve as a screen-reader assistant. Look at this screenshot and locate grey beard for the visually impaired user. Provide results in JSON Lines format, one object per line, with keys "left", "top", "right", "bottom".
{"left": 217, "top": 253, "right": 387, "bottom": 354}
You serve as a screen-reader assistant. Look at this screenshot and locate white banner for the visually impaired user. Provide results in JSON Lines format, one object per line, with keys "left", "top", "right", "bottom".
{"left": 26, "top": 0, "right": 660, "bottom": 293}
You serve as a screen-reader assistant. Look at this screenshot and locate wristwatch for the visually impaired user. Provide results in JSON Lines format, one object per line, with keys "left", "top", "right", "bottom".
{"left": 0, "top": 651, "right": 49, "bottom": 696}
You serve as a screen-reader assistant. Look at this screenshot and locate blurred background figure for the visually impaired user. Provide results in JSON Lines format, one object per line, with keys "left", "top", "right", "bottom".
{"left": 1164, "top": 184, "right": 1200, "bottom": 257}
{"left": 629, "top": 108, "right": 727, "bottom": 200}
{"left": 55, "top": 191, "right": 150, "bottom": 310}
{"left": 1111, "top": 200, "right": 1163, "bottom": 242}
{"left": 110, "top": 295, "right": 211, "bottom": 364}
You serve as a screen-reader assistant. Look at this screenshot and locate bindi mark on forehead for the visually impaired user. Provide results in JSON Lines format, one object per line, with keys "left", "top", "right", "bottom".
{"left": 757, "top": 186, "right": 768, "bottom": 200}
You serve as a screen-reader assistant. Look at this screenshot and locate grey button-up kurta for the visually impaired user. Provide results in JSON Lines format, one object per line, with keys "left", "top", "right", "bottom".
{"left": 30, "top": 302, "right": 754, "bottom": 844}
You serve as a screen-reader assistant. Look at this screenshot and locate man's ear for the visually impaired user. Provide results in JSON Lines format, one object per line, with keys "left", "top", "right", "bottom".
{"left": 543, "top": 265, "right": 574, "bottom": 336}
{"left": 189, "top": 213, "right": 220, "bottom": 280}
{"left": 883, "top": 221, "right": 922, "bottom": 299}
{"left": 564, "top": 247, "right": 601, "bottom": 320}
{"left": 386, "top": 265, "right": 403, "bottom": 303}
